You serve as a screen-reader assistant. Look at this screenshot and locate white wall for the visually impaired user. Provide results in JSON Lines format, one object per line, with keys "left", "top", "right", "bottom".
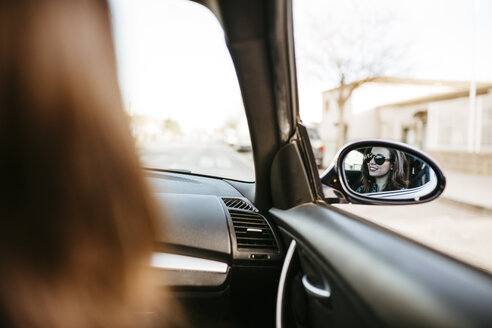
{"left": 320, "top": 81, "right": 459, "bottom": 163}
{"left": 320, "top": 83, "right": 492, "bottom": 167}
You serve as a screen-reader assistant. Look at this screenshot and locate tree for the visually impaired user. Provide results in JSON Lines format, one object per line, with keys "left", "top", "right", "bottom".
{"left": 163, "top": 118, "right": 182, "bottom": 135}
{"left": 295, "top": 0, "right": 406, "bottom": 149}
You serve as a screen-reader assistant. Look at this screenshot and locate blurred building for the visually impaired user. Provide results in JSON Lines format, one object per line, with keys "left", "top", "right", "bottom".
{"left": 129, "top": 114, "right": 163, "bottom": 142}
{"left": 320, "top": 77, "right": 492, "bottom": 174}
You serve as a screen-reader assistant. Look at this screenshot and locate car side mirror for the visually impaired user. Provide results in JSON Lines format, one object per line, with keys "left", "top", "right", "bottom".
{"left": 320, "top": 140, "right": 446, "bottom": 205}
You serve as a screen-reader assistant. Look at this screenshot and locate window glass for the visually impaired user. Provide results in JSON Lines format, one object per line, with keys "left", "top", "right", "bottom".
{"left": 482, "top": 98, "right": 492, "bottom": 151}
{"left": 109, "top": 0, "right": 254, "bottom": 181}
{"left": 294, "top": 0, "right": 492, "bottom": 272}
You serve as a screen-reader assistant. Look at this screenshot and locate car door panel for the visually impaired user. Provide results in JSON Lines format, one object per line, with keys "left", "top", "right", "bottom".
{"left": 276, "top": 236, "right": 379, "bottom": 328}
{"left": 271, "top": 203, "right": 492, "bottom": 327}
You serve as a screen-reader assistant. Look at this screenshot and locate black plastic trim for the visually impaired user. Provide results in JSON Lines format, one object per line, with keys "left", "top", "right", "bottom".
{"left": 270, "top": 142, "right": 313, "bottom": 209}
{"left": 297, "top": 123, "right": 324, "bottom": 200}
{"left": 271, "top": 203, "right": 492, "bottom": 327}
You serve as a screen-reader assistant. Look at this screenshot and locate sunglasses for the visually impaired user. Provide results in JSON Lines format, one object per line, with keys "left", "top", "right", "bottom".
{"left": 364, "top": 153, "right": 391, "bottom": 165}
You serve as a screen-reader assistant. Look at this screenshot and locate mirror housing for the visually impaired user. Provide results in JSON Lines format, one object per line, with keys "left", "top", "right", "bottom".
{"left": 320, "top": 140, "right": 446, "bottom": 205}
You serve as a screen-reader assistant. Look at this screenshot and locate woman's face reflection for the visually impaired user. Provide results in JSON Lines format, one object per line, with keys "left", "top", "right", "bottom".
{"left": 367, "top": 147, "right": 391, "bottom": 177}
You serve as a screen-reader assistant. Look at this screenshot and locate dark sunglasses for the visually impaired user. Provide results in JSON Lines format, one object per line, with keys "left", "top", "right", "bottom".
{"left": 364, "top": 153, "right": 391, "bottom": 165}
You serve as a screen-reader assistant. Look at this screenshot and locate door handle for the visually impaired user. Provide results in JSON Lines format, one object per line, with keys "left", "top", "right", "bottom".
{"left": 276, "top": 240, "right": 297, "bottom": 328}
{"left": 302, "top": 274, "right": 331, "bottom": 299}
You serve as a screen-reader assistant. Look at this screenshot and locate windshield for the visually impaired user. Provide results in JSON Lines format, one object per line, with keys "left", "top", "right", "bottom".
{"left": 109, "top": 0, "right": 255, "bottom": 181}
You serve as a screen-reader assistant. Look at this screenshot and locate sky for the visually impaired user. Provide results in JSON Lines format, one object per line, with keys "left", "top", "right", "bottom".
{"left": 294, "top": 0, "right": 492, "bottom": 122}
{"left": 109, "top": 0, "right": 245, "bottom": 132}
{"left": 109, "top": 0, "right": 492, "bottom": 126}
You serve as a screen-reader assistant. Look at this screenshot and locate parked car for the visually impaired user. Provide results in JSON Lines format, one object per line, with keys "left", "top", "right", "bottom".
{"left": 115, "top": 0, "right": 492, "bottom": 327}
{"left": 306, "top": 125, "right": 324, "bottom": 167}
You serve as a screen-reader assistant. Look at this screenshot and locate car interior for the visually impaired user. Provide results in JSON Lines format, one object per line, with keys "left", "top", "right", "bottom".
{"left": 142, "top": 0, "right": 492, "bottom": 327}
{"left": 344, "top": 149, "right": 432, "bottom": 192}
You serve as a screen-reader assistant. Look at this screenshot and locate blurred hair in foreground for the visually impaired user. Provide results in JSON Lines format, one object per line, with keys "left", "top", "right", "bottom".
{"left": 0, "top": 0, "right": 176, "bottom": 326}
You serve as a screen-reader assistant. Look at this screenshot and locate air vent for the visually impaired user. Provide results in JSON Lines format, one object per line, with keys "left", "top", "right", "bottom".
{"left": 229, "top": 209, "right": 278, "bottom": 251}
{"left": 222, "top": 198, "right": 258, "bottom": 212}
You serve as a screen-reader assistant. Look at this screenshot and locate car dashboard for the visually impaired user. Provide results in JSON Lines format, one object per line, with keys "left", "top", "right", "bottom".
{"left": 146, "top": 170, "right": 283, "bottom": 326}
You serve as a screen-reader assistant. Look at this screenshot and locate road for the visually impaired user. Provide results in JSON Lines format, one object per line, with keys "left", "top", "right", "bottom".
{"left": 138, "top": 138, "right": 492, "bottom": 273}
{"left": 138, "top": 138, "right": 255, "bottom": 181}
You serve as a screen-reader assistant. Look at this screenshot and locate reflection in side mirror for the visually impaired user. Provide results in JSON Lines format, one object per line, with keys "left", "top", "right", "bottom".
{"left": 343, "top": 146, "right": 438, "bottom": 201}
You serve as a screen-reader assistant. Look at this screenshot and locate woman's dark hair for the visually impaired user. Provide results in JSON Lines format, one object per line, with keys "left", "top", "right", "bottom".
{"left": 0, "top": 0, "right": 167, "bottom": 327}
{"left": 360, "top": 147, "right": 409, "bottom": 193}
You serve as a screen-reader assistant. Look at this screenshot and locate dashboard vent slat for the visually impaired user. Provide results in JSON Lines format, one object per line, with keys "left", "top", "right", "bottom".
{"left": 232, "top": 224, "right": 269, "bottom": 229}
{"left": 222, "top": 198, "right": 258, "bottom": 212}
{"left": 228, "top": 209, "right": 278, "bottom": 251}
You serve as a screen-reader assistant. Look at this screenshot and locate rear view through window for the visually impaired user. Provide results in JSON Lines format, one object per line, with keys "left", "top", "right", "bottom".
{"left": 294, "top": 0, "right": 492, "bottom": 272}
